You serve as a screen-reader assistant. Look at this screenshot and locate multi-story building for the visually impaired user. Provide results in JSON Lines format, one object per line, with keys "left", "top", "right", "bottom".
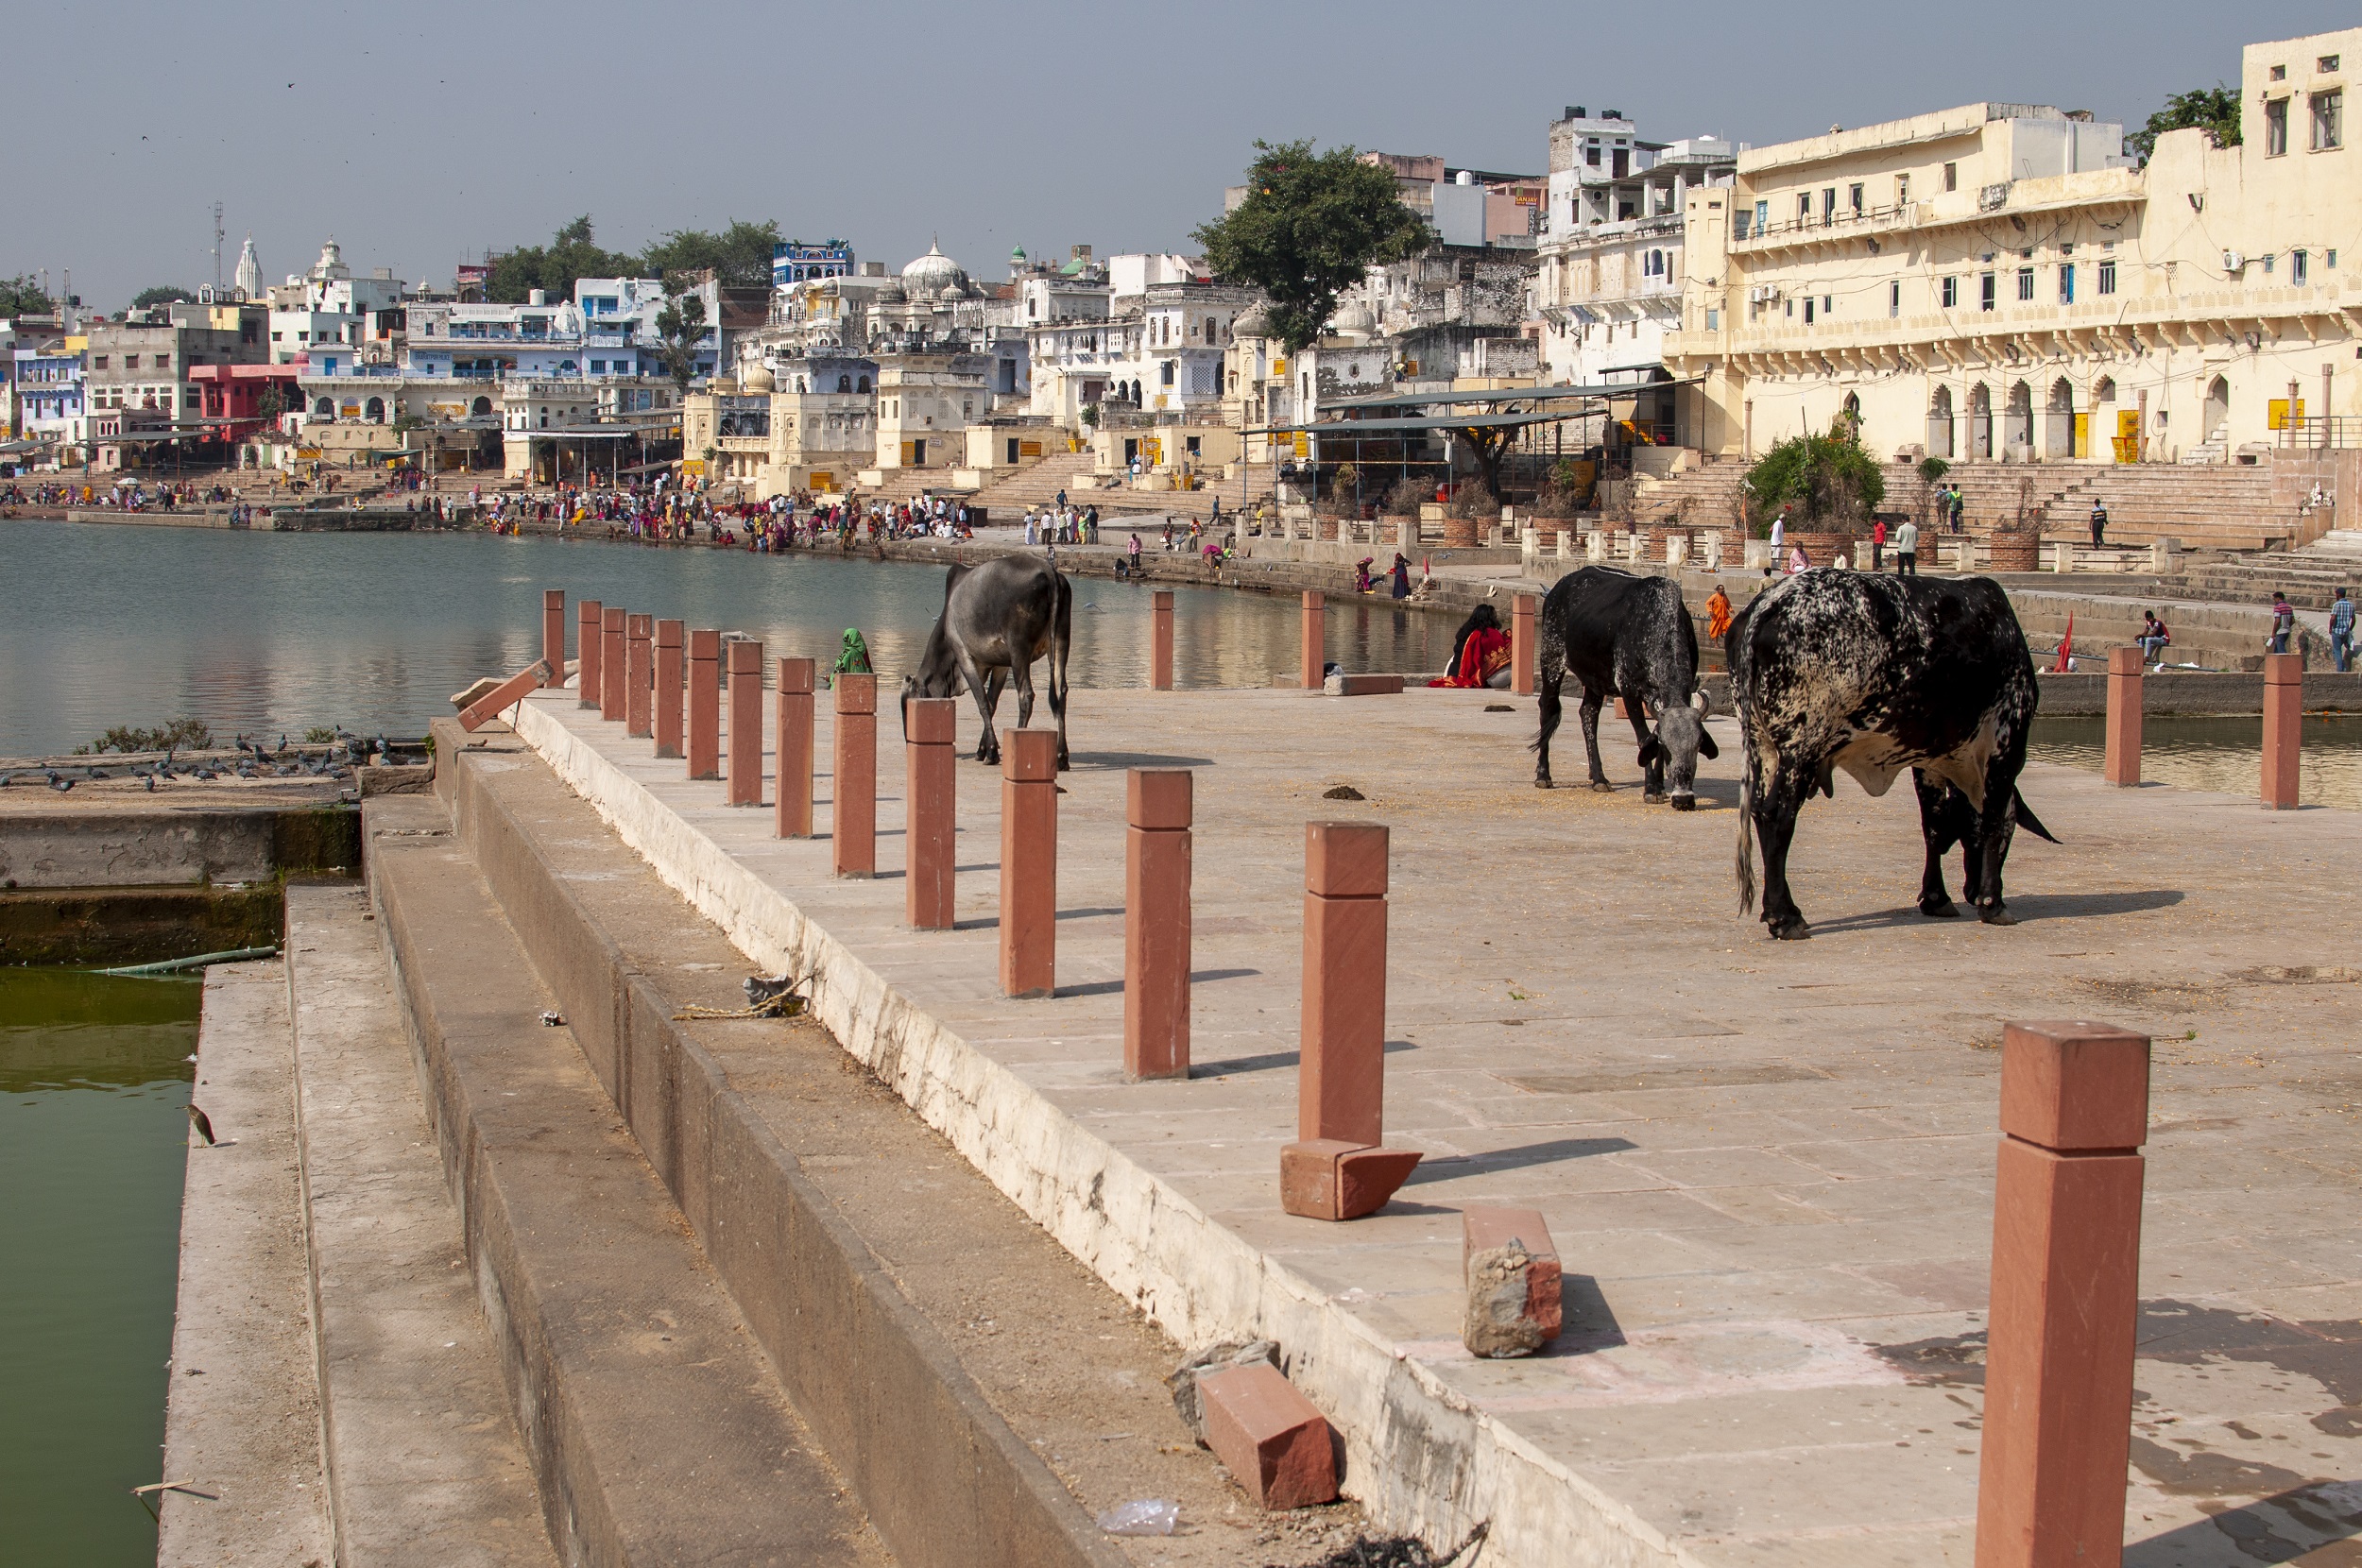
{"left": 1665, "top": 26, "right": 2359, "bottom": 470}
{"left": 267, "top": 238, "right": 407, "bottom": 365}
{"left": 83, "top": 301, "right": 268, "bottom": 451}
{"left": 772, "top": 239, "right": 853, "bottom": 289}
{"left": 10, "top": 341, "right": 85, "bottom": 453}
{"left": 1531, "top": 109, "right": 1737, "bottom": 436}
{"left": 682, "top": 356, "right": 875, "bottom": 496}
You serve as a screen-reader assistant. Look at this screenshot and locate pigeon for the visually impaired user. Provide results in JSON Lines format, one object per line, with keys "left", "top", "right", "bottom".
{"left": 144, "top": 773, "right": 157, "bottom": 792}
{"left": 276, "top": 733, "right": 288, "bottom": 754}
{"left": 186, "top": 1104, "right": 216, "bottom": 1146}
{"left": 196, "top": 768, "right": 217, "bottom": 781}
{"left": 47, "top": 772, "right": 72, "bottom": 793}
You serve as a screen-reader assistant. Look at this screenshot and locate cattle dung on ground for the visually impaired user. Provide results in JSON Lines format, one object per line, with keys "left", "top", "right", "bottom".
{"left": 1725, "top": 569, "right": 2052, "bottom": 940}
{"left": 1532, "top": 566, "right": 1716, "bottom": 808}
{"left": 903, "top": 556, "right": 1073, "bottom": 769}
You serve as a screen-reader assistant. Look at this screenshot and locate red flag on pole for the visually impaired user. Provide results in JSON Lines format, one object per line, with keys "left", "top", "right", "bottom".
{"left": 2050, "top": 613, "right": 2075, "bottom": 673}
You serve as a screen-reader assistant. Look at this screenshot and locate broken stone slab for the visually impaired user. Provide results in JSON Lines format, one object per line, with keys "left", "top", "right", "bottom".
{"left": 1196, "top": 1361, "right": 1338, "bottom": 1511}
{"left": 1463, "top": 1205, "right": 1563, "bottom": 1358}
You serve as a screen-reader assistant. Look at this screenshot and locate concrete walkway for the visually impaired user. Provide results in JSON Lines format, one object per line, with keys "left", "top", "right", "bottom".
{"left": 505, "top": 673, "right": 2362, "bottom": 1567}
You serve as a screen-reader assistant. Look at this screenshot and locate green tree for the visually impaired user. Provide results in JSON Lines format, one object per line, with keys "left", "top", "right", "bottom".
{"left": 0, "top": 274, "right": 55, "bottom": 316}
{"left": 641, "top": 218, "right": 782, "bottom": 290}
{"left": 1192, "top": 140, "right": 1433, "bottom": 353}
{"left": 131, "top": 285, "right": 196, "bottom": 311}
{"left": 256, "top": 383, "right": 286, "bottom": 426}
{"left": 1744, "top": 428, "right": 1886, "bottom": 536}
{"left": 655, "top": 287, "right": 708, "bottom": 393}
{"left": 2127, "top": 86, "right": 2241, "bottom": 162}
{"left": 486, "top": 214, "right": 639, "bottom": 303}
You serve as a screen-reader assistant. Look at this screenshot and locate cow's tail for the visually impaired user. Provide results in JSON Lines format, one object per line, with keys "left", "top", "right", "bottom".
{"left": 1735, "top": 767, "right": 1758, "bottom": 914}
{"left": 2011, "top": 787, "right": 2060, "bottom": 844}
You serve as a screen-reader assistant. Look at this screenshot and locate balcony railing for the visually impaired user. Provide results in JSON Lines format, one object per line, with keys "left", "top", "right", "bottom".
{"left": 2277, "top": 415, "right": 2361, "bottom": 451}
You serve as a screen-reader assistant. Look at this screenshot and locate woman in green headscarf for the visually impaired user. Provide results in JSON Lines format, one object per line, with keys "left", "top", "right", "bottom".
{"left": 833, "top": 629, "right": 872, "bottom": 675}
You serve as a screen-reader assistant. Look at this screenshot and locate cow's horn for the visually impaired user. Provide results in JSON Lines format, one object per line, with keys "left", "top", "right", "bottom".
{"left": 1689, "top": 690, "right": 1707, "bottom": 711}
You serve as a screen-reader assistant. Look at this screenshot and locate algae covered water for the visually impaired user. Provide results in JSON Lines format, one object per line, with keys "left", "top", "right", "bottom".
{"left": 0, "top": 969, "right": 200, "bottom": 1566}
{"left": 2031, "top": 713, "right": 2362, "bottom": 810}
{"left": 0, "top": 520, "right": 1459, "bottom": 757}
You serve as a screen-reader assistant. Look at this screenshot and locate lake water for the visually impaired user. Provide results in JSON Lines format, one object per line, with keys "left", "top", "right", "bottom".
{"left": 0, "top": 520, "right": 1461, "bottom": 758}
{"left": 0, "top": 969, "right": 199, "bottom": 1567}
{"left": 2030, "top": 714, "right": 2362, "bottom": 810}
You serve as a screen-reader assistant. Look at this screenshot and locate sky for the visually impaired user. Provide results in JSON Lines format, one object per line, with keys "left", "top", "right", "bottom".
{"left": 10, "top": 0, "right": 2353, "bottom": 312}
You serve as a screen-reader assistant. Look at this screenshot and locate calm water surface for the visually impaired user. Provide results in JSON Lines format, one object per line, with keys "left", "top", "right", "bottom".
{"left": 2031, "top": 714, "right": 2362, "bottom": 810}
{"left": 0, "top": 521, "right": 1459, "bottom": 757}
{"left": 0, "top": 970, "right": 198, "bottom": 1567}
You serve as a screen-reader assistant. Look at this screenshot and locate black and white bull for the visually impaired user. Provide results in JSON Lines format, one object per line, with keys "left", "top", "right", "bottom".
{"left": 903, "top": 556, "right": 1073, "bottom": 769}
{"left": 1727, "top": 570, "right": 2055, "bottom": 940}
{"left": 1533, "top": 566, "right": 1717, "bottom": 809}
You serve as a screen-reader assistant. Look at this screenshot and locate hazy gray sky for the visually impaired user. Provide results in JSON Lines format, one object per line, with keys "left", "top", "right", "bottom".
{"left": 11, "top": 0, "right": 2349, "bottom": 310}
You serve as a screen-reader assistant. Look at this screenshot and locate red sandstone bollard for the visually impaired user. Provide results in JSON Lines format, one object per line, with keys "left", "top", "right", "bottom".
{"left": 1151, "top": 589, "right": 1175, "bottom": 690}
{"left": 687, "top": 630, "right": 721, "bottom": 779}
{"left": 2263, "top": 651, "right": 2302, "bottom": 810}
{"left": 1300, "top": 590, "right": 1324, "bottom": 690}
{"left": 833, "top": 673, "right": 878, "bottom": 878}
{"left": 1000, "top": 728, "right": 1059, "bottom": 997}
{"left": 600, "top": 607, "right": 626, "bottom": 721}
{"left": 726, "top": 639, "right": 763, "bottom": 806}
{"left": 576, "top": 600, "right": 603, "bottom": 708}
{"left": 625, "top": 614, "right": 654, "bottom": 738}
{"left": 1513, "top": 593, "right": 1536, "bottom": 696}
{"left": 905, "top": 697, "right": 956, "bottom": 929}
{"left": 1280, "top": 822, "right": 1420, "bottom": 1220}
{"left": 775, "top": 657, "right": 816, "bottom": 838}
{"left": 1196, "top": 1363, "right": 1338, "bottom": 1511}
{"left": 1124, "top": 769, "right": 1192, "bottom": 1081}
{"left": 1974, "top": 1020, "right": 2151, "bottom": 1568}
{"left": 1463, "top": 1206, "right": 1564, "bottom": 1358}
{"left": 2103, "top": 646, "right": 2142, "bottom": 787}
{"left": 541, "top": 589, "right": 566, "bottom": 689}
{"left": 654, "top": 620, "right": 685, "bottom": 758}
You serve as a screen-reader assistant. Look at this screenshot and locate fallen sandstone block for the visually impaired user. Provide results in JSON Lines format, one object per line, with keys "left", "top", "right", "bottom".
{"left": 1197, "top": 1361, "right": 1338, "bottom": 1510}
{"left": 1463, "top": 1205, "right": 1563, "bottom": 1358}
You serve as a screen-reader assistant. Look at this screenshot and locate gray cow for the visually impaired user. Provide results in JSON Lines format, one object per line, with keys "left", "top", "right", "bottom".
{"left": 1533, "top": 566, "right": 1717, "bottom": 809}
{"left": 904, "top": 556, "right": 1073, "bottom": 769}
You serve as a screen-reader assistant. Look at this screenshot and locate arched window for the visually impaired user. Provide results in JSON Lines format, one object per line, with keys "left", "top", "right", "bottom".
{"left": 2096, "top": 377, "right": 2117, "bottom": 403}
{"left": 364, "top": 397, "right": 385, "bottom": 423}
{"left": 1927, "top": 385, "right": 1955, "bottom": 458}
{"left": 837, "top": 374, "right": 851, "bottom": 392}
{"left": 315, "top": 396, "right": 335, "bottom": 418}
{"left": 856, "top": 375, "right": 870, "bottom": 393}
{"left": 2045, "top": 377, "right": 2074, "bottom": 458}
{"left": 1968, "top": 383, "right": 1992, "bottom": 460}
{"left": 471, "top": 396, "right": 491, "bottom": 417}
{"left": 2203, "top": 376, "right": 2230, "bottom": 442}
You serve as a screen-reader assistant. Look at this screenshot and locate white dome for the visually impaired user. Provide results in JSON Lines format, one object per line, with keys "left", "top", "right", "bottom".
{"left": 901, "top": 239, "right": 967, "bottom": 298}
{"left": 741, "top": 361, "right": 776, "bottom": 394}
{"left": 1233, "top": 301, "right": 1273, "bottom": 337}
{"left": 1331, "top": 299, "right": 1377, "bottom": 336}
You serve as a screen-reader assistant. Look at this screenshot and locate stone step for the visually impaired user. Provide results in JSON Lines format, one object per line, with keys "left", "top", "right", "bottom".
{"left": 282, "top": 881, "right": 558, "bottom": 1568}
{"left": 159, "top": 961, "right": 336, "bottom": 1567}
{"left": 364, "top": 795, "right": 895, "bottom": 1568}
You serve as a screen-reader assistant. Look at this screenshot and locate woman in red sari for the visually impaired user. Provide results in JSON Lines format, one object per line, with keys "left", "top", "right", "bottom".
{"left": 1429, "top": 604, "right": 1510, "bottom": 688}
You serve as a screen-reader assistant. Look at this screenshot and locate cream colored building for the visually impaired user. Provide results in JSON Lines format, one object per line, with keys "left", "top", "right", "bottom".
{"left": 680, "top": 361, "right": 876, "bottom": 498}
{"left": 1665, "top": 26, "right": 2358, "bottom": 468}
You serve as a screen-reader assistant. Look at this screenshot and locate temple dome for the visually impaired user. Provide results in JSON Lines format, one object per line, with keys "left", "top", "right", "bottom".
{"left": 1233, "top": 301, "right": 1273, "bottom": 337}
{"left": 741, "top": 361, "right": 776, "bottom": 394}
{"left": 1331, "top": 298, "right": 1377, "bottom": 336}
{"left": 901, "top": 239, "right": 967, "bottom": 298}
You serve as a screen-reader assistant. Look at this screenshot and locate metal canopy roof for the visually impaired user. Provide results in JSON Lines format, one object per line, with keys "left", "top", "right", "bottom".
{"left": 1314, "top": 376, "right": 1700, "bottom": 413}
{"left": 1250, "top": 410, "right": 1580, "bottom": 437}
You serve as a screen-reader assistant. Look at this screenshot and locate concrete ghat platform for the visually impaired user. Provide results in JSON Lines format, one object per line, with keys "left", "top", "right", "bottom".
{"left": 505, "top": 678, "right": 2362, "bottom": 1567}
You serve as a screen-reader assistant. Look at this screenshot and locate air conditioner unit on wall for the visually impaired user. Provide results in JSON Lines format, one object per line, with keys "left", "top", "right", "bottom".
{"left": 2223, "top": 250, "right": 2246, "bottom": 273}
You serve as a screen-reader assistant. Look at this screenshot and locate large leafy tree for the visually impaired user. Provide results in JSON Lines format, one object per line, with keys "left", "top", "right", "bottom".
{"left": 642, "top": 219, "right": 782, "bottom": 291}
{"left": 131, "top": 285, "right": 196, "bottom": 310}
{"left": 487, "top": 214, "right": 638, "bottom": 303}
{"left": 654, "top": 289, "right": 708, "bottom": 393}
{"left": 1193, "top": 140, "right": 1433, "bottom": 353}
{"left": 0, "top": 274, "right": 54, "bottom": 316}
{"left": 1743, "top": 428, "right": 1886, "bottom": 535}
{"left": 2127, "top": 86, "right": 2241, "bottom": 162}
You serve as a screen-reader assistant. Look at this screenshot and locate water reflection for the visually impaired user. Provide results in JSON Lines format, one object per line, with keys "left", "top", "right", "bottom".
{"left": 0, "top": 522, "right": 1460, "bottom": 756}
{"left": 2031, "top": 714, "right": 2362, "bottom": 810}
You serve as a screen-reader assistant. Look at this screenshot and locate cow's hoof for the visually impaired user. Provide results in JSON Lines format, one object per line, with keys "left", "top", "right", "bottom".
{"left": 1979, "top": 905, "right": 2018, "bottom": 927}
{"left": 1919, "top": 896, "right": 1961, "bottom": 919}
{"left": 1643, "top": 790, "right": 1668, "bottom": 805}
{"left": 1588, "top": 780, "right": 1615, "bottom": 793}
{"left": 1535, "top": 777, "right": 1554, "bottom": 790}
{"left": 1768, "top": 915, "right": 1812, "bottom": 941}
{"left": 1669, "top": 793, "right": 1696, "bottom": 812}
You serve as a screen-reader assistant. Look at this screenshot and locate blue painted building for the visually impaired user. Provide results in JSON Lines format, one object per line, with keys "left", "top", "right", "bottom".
{"left": 772, "top": 239, "right": 853, "bottom": 289}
